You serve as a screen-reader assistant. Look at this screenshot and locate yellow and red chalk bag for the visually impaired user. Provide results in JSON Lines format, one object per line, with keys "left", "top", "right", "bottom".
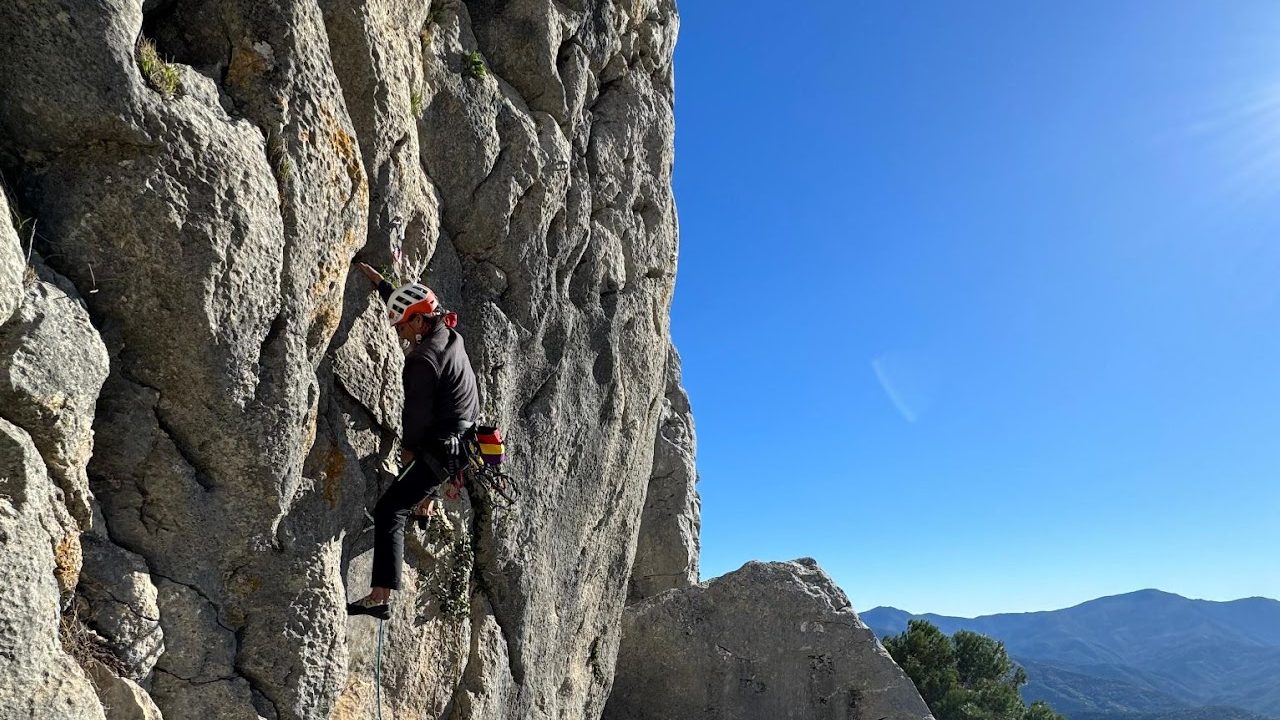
{"left": 475, "top": 426, "right": 505, "bottom": 466}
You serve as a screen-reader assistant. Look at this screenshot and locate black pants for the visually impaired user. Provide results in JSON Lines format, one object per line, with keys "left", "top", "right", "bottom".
{"left": 371, "top": 449, "right": 449, "bottom": 590}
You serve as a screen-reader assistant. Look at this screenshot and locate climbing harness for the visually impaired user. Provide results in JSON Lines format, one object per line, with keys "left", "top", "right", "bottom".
{"left": 420, "top": 425, "right": 515, "bottom": 507}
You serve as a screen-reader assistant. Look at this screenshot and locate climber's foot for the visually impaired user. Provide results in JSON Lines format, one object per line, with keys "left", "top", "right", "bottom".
{"left": 346, "top": 594, "right": 391, "bottom": 620}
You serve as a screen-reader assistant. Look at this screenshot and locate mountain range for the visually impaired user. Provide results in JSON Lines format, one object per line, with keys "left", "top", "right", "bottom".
{"left": 862, "top": 590, "right": 1280, "bottom": 720}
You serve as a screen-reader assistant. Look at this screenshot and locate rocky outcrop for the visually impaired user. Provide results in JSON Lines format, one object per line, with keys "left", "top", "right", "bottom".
{"left": 77, "top": 513, "right": 165, "bottom": 683}
{"left": 0, "top": 196, "right": 114, "bottom": 719}
{"left": 605, "top": 559, "right": 936, "bottom": 720}
{"left": 1, "top": 0, "right": 679, "bottom": 718}
{"left": 0, "top": 260, "right": 110, "bottom": 527}
{"left": 0, "top": 418, "right": 104, "bottom": 720}
{"left": 628, "top": 345, "right": 699, "bottom": 602}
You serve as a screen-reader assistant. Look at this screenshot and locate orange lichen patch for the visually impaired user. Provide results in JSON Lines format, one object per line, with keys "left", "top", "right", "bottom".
{"left": 53, "top": 532, "right": 82, "bottom": 594}
{"left": 323, "top": 447, "right": 347, "bottom": 508}
{"left": 311, "top": 298, "right": 342, "bottom": 345}
{"left": 329, "top": 120, "right": 368, "bottom": 204}
{"left": 330, "top": 680, "right": 375, "bottom": 720}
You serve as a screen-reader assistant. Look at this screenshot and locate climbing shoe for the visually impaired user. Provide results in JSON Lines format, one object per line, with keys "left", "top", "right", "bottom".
{"left": 346, "top": 598, "right": 391, "bottom": 620}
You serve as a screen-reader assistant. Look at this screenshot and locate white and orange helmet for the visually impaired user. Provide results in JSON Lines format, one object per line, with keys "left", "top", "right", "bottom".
{"left": 386, "top": 283, "right": 440, "bottom": 326}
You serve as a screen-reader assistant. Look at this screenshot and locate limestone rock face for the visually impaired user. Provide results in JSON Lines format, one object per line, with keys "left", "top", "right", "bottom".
{"left": 628, "top": 345, "right": 699, "bottom": 602}
{"left": 0, "top": 3, "right": 939, "bottom": 720}
{"left": 0, "top": 264, "right": 111, "bottom": 526}
{"left": 0, "top": 1, "right": 679, "bottom": 719}
{"left": 0, "top": 231, "right": 115, "bottom": 719}
{"left": 77, "top": 515, "right": 165, "bottom": 682}
{"left": 86, "top": 660, "right": 166, "bottom": 720}
{"left": 0, "top": 418, "right": 105, "bottom": 720}
{"left": 0, "top": 191, "right": 23, "bottom": 326}
{"left": 605, "top": 559, "right": 936, "bottom": 720}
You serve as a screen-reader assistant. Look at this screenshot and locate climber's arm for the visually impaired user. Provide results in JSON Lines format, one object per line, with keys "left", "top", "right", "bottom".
{"left": 356, "top": 262, "right": 395, "bottom": 301}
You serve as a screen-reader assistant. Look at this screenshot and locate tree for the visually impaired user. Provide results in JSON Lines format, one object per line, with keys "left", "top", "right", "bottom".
{"left": 883, "top": 619, "right": 957, "bottom": 707}
{"left": 882, "top": 620, "right": 1066, "bottom": 720}
{"left": 1023, "top": 701, "right": 1063, "bottom": 720}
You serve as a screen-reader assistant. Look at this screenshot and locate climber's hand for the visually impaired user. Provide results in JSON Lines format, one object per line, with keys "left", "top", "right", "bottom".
{"left": 401, "top": 448, "right": 415, "bottom": 466}
{"left": 356, "top": 262, "right": 383, "bottom": 286}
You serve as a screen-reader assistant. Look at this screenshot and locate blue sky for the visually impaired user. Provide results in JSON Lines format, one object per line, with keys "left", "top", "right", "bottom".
{"left": 670, "top": 1, "right": 1280, "bottom": 617}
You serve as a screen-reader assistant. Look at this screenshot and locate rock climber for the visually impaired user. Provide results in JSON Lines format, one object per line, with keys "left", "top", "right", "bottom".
{"left": 346, "top": 262, "right": 480, "bottom": 620}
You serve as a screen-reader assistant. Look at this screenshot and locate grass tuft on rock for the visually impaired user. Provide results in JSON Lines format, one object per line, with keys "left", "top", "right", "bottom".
{"left": 5, "top": 186, "right": 39, "bottom": 287}
{"left": 137, "top": 39, "right": 182, "bottom": 99}
{"left": 410, "top": 87, "right": 424, "bottom": 117}
{"left": 463, "top": 51, "right": 487, "bottom": 80}
{"left": 60, "top": 601, "right": 127, "bottom": 678}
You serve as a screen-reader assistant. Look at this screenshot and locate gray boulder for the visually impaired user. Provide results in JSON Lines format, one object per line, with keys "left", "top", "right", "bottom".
{"left": 78, "top": 513, "right": 165, "bottom": 682}
{"left": 86, "top": 660, "right": 165, "bottom": 720}
{"left": 605, "top": 559, "right": 935, "bottom": 720}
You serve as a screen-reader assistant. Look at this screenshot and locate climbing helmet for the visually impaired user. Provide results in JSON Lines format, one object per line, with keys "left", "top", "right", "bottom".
{"left": 387, "top": 283, "right": 440, "bottom": 326}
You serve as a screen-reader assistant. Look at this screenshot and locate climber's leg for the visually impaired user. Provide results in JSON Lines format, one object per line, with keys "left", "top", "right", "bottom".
{"left": 348, "top": 453, "right": 451, "bottom": 619}
{"left": 370, "top": 460, "right": 436, "bottom": 591}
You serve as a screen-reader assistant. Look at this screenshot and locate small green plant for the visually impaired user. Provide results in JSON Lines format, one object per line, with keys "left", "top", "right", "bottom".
{"left": 409, "top": 87, "right": 424, "bottom": 117}
{"left": 413, "top": 511, "right": 474, "bottom": 620}
{"left": 378, "top": 265, "right": 402, "bottom": 287}
{"left": 463, "top": 51, "right": 487, "bottom": 80}
{"left": 276, "top": 157, "right": 294, "bottom": 184}
{"left": 137, "top": 39, "right": 182, "bottom": 99}
{"left": 439, "top": 534, "right": 474, "bottom": 617}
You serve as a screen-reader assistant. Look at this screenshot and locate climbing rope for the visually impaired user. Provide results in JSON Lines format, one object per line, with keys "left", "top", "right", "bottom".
{"left": 374, "top": 619, "right": 385, "bottom": 720}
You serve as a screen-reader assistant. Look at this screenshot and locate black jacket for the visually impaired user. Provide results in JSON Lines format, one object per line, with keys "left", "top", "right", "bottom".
{"left": 379, "top": 281, "right": 480, "bottom": 452}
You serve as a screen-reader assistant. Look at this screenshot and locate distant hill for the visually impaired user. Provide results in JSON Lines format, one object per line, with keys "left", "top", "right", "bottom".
{"left": 862, "top": 590, "right": 1280, "bottom": 719}
{"left": 1071, "top": 707, "right": 1274, "bottom": 720}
